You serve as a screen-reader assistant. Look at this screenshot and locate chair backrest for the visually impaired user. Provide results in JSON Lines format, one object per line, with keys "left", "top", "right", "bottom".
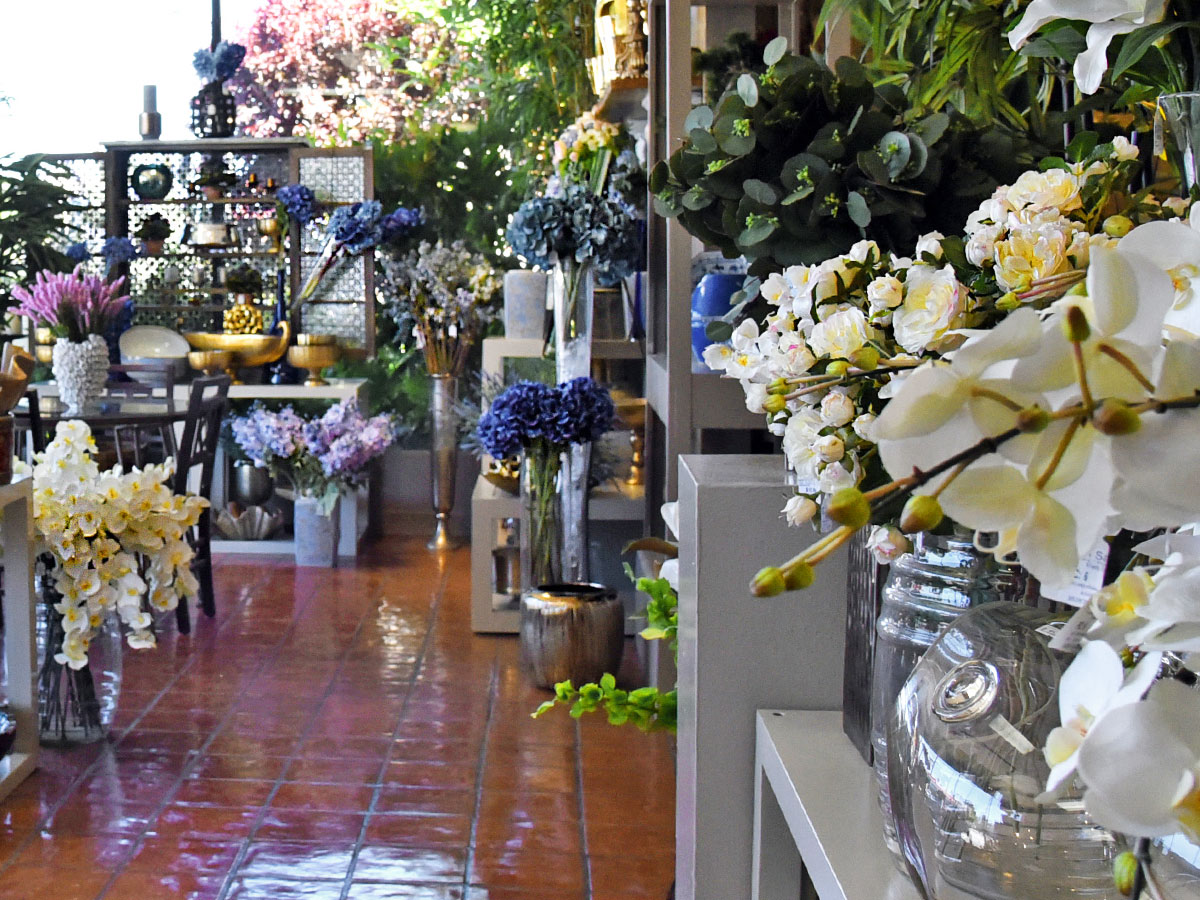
{"left": 107, "top": 362, "right": 176, "bottom": 398}
{"left": 23, "top": 387, "right": 48, "bottom": 456}
{"left": 172, "top": 375, "right": 231, "bottom": 500}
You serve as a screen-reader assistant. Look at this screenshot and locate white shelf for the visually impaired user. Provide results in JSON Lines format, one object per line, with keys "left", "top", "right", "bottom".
{"left": 0, "top": 479, "right": 39, "bottom": 801}
{"left": 753, "top": 710, "right": 921, "bottom": 900}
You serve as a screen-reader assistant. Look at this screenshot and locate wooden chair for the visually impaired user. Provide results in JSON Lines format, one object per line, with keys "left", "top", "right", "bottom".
{"left": 21, "top": 388, "right": 50, "bottom": 457}
{"left": 171, "top": 375, "right": 231, "bottom": 633}
{"left": 106, "top": 362, "right": 176, "bottom": 398}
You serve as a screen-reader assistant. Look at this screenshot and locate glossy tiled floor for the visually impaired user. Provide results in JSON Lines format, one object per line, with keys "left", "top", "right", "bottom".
{"left": 0, "top": 531, "right": 676, "bottom": 899}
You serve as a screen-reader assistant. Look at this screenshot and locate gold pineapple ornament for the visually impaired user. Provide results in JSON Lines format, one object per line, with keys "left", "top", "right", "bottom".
{"left": 223, "top": 296, "right": 264, "bottom": 335}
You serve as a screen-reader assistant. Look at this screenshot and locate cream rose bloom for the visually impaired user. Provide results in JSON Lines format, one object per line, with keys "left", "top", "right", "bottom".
{"left": 994, "top": 224, "right": 1073, "bottom": 292}
{"left": 867, "top": 275, "right": 904, "bottom": 311}
{"left": 820, "top": 391, "right": 856, "bottom": 427}
{"left": 782, "top": 495, "right": 818, "bottom": 526}
{"left": 892, "top": 265, "right": 964, "bottom": 354}
{"left": 1005, "top": 169, "right": 1082, "bottom": 215}
{"left": 808, "top": 307, "right": 879, "bottom": 359}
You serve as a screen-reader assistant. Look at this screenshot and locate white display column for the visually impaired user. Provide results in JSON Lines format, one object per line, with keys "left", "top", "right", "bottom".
{"left": 675, "top": 454, "right": 848, "bottom": 900}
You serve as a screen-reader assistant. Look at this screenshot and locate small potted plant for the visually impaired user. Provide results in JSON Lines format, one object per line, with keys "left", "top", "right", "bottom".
{"left": 222, "top": 264, "right": 265, "bottom": 335}
{"left": 134, "top": 213, "right": 171, "bottom": 256}
{"left": 194, "top": 161, "right": 236, "bottom": 201}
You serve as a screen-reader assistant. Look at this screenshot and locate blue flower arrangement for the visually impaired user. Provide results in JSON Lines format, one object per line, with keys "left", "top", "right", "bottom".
{"left": 476, "top": 377, "right": 614, "bottom": 460}
{"left": 193, "top": 41, "right": 247, "bottom": 83}
{"left": 65, "top": 242, "right": 91, "bottom": 263}
{"left": 100, "top": 237, "right": 140, "bottom": 277}
{"left": 276, "top": 184, "right": 317, "bottom": 227}
{"left": 297, "top": 201, "right": 423, "bottom": 303}
{"left": 506, "top": 183, "right": 641, "bottom": 286}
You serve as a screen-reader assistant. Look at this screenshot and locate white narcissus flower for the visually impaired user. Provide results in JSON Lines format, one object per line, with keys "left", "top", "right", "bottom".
{"left": 760, "top": 272, "right": 789, "bottom": 305}
{"left": 808, "top": 307, "right": 879, "bottom": 360}
{"left": 702, "top": 343, "right": 733, "bottom": 371}
{"left": 1041, "top": 640, "right": 1161, "bottom": 796}
{"left": 1077, "top": 680, "right": 1200, "bottom": 839}
{"left": 782, "top": 495, "right": 818, "bottom": 527}
{"left": 865, "top": 525, "right": 909, "bottom": 564}
{"left": 1007, "top": 0, "right": 1167, "bottom": 95}
{"left": 891, "top": 265, "right": 965, "bottom": 355}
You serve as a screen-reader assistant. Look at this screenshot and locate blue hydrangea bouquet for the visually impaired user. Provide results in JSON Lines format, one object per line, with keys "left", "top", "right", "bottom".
{"left": 477, "top": 377, "right": 614, "bottom": 586}
{"left": 296, "top": 200, "right": 422, "bottom": 305}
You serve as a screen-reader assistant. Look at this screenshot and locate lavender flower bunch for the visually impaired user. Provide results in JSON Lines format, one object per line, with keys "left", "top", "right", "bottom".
{"left": 231, "top": 399, "right": 396, "bottom": 514}
{"left": 9, "top": 267, "right": 131, "bottom": 344}
{"left": 379, "top": 239, "right": 500, "bottom": 376}
{"left": 476, "top": 378, "right": 614, "bottom": 461}
{"left": 297, "top": 201, "right": 423, "bottom": 304}
{"left": 193, "top": 41, "right": 247, "bottom": 83}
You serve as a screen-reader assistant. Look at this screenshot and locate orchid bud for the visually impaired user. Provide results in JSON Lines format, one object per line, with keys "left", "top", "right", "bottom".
{"left": 900, "top": 495, "right": 944, "bottom": 534}
{"left": 767, "top": 377, "right": 790, "bottom": 395}
{"left": 1093, "top": 399, "right": 1141, "bottom": 435}
{"left": 1062, "top": 306, "right": 1091, "bottom": 342}
{"left": 849, "top": 346, "right": 880, "bottom": 371}
{"left": 763, "top": 393, "right": 788, "bottom": 415}
{"left": 783, "top": 562, "right": 814, "bottom": 590}
{"left": 996, "top": 292, "right": 1021, "bottom": 311}
{"left": 1016, "top": 406, "right": 1050, "bottom": 433}
{"left": 1113, "top": 851, "right": 1138, "bottom": 896}
{"left": 1103, "top": 215, "right": 1134, "bottom": 238}
{"left": 751, "top": 566, "right": 787, "bottom": 597}
{"left": 828, "top": 487, "right": 870, "bottom": 529}
{"left": 826, "top": 360, "right": 850, "bottom": 377}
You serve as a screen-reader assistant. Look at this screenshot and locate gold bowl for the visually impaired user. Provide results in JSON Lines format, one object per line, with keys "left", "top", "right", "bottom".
{"left": 183, "top": 321, "right": 291, "bottom": 383}
{"left": 188, "top": 350, "right": 234, "bottom": 377}
{"left": 287, "top": 342, "right": 341, "bottom": 387}
{"left": 296, "top": 333, "right": 337, "bottom": 347}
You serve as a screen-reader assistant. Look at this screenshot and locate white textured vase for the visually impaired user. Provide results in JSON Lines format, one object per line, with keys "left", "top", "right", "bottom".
{"left": 294, "top": 496, "right": 339, "bottom": 567}
{"left": 52, "top": 335, "right": 109, "bottom": 415}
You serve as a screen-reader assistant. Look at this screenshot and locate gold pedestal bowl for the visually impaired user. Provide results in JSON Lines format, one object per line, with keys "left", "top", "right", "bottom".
{"left": 183, "top": 321, "right": 291, "bottom": 384}
{"left": 287, "top": 336, "right": 341, "bottom": 387}
{"left": 188, "top": 350, "right": 235, "bottom": 377}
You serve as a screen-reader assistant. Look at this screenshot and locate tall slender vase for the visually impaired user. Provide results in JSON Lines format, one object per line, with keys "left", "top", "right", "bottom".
{"left": 1159, "top": 92, "right": 1200, "bottom": 190}
{"left": 552, "top": 260, "right": 595, "bottom": 582}
{"left": 427, "top": 373, "right": 460, "bottom": 551}
{"left": 521, "top": 443, "right": 562, "bottom": 590}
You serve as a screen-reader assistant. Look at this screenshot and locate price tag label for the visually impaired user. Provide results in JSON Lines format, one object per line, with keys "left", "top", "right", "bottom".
{"left": 1040, "top": 541, "right": 1110, "bottom": 608}
{"left": 1048, "top": 605, "right": 1098, "bottom": 653}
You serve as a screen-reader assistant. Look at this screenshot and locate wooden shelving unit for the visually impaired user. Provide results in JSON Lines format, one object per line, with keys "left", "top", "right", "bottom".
{"left": 0, "top": 479, "right": 39, "bottom": 802}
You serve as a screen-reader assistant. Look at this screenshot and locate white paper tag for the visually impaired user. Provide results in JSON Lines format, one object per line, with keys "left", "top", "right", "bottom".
{"left": 989, "top": 715, "right": 1035, "bottom": 754}
{"left": 1048, "top": 605, "right": 1098, "bottom": 653}
{"left": 1040, "top": 541, "right": 1110, "bottom": 608}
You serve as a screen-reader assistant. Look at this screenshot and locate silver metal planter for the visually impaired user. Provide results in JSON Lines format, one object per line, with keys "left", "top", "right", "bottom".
{"left": 427, "top": 373, "right": 461, "bottom": 551}
{"left": 519, "top": 582, "right": 623, "bottom": 689}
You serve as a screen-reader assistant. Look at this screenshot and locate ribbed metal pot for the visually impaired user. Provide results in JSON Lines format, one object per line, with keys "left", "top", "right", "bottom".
{"left": 519, "top": 583, "right": 624, "bottom": 689}
{"left": 231, "top": 462, "right": 273, "bottom": 507}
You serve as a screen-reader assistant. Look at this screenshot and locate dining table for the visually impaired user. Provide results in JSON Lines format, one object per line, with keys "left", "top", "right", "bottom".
{"left": 14, "top": 393, "right": 189, "bottom": 468}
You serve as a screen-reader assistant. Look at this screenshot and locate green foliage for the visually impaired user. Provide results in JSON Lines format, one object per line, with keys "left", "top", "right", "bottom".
{"left": 225, "top": 263, "right": 264, "bottom": 296}
{"left": 651, "top": 44, "right": 1035, "bottom": 313}
{"left": 533, "top": 565, "right": 679, "bottom": 733}
{"left": 0, "top": 155, "right": 77, "bottom": 306}
{"left": 325, "top": 344, "right": 431, "bottom": 443}
{"left": 438, "top": 0, "right": 597, "bottom": 161}
{"left": 694, "top": 32, "right": 768, "bottom": 103}
{"left": 372, "top": 118, "right": 534, "bottom": 261}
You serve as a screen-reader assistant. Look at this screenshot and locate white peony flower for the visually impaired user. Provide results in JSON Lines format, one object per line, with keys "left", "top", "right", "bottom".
{"left": 808, "top": 307, "right": 879, "bottom": 359}
{"left": 818, "top": 461, "right": 857, "bottom": 494}
{"left": 866, "top": 275, "right": 904, "bottom": 312}
{"left": 965, "top": 223, "right": 1004, "bottom": 267}
{"left": 820, "top": 392, "right": 856, "bottom": 427}
{"left": 1111, "top": 135, "right": 1140, "bottom": 163}
{"left": 915, "top": 232, "right": 945, "bottom": 260}
{"left": 1005, "top": 168, "right": 1082, "bottom": 214}
{"left": 782, "top": 495, "right": 818, "bottom": 527}
{"left": 865, "top": 525, "right": 910, "bottom": 564}
{"left": 891, "top": 265, "right": 964, "bottom": 354}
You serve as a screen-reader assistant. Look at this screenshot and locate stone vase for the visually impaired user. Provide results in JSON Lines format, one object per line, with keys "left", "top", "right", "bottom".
{"left": 294, "top": 496, "right": 339, "bottom": 567}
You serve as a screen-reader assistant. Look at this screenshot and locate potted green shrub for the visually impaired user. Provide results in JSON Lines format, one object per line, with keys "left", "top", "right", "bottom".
{"left": 134, "top": 213, "right": 171, "bottom": 256}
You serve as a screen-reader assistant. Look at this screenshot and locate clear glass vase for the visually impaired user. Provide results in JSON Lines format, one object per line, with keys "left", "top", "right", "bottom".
{"left": 559, "top": 441, "right": 591, "bottom": 583}
{"left": 552, "top": 259, "right": 594, "bottom": 384}
{"left": 870, "top": 532, "right": 1026, "bottom": 864}
{"left": 886, "top": 602, "right": 1119, "bottom": 900}
{"left": 520, "top": 443, "right": 562, "bottom": 590}
{"left": 36, "top": 558, "right": 123, "bottom": 745}
{"left": 1158, "top": 92, "right": 1200, "bottom": 191}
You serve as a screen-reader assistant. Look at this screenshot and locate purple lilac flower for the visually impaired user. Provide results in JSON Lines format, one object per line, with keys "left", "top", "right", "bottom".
{"left": 65, "top": 242, "right": 91, "bottom": 262}
{"left": 277, "top": 184, "right": 317, "bottom": 226}
{"left": 231, "top": 405, "right": 307, "bottom": 465}
{"left": 319, "top": 415, "right": 395, "bottom": 479}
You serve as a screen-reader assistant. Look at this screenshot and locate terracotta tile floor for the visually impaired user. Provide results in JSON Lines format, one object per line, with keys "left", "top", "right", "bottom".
{"left": 0, "top": 533, "right": 676, "bottom": 899}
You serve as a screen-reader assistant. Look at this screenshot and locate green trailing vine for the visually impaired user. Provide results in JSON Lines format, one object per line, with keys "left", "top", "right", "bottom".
{"left": 533, "top": 564, "right": 679, "bottom": 732}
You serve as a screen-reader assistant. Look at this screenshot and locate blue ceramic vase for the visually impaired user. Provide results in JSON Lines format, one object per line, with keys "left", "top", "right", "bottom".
{"left": 690, "top": 273, "right": 742, "bottom": 371}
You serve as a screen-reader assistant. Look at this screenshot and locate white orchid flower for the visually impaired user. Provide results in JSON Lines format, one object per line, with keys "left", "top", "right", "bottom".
{"left": 1042, "top": 640, "right": 1161, "bottom": 796}
{"left": 1008, "top": 0, "right": 1167, "bottom": 95}
{"left": 1077, "top": 680, "right": 1200, "bottom": 839}
{"left": 1126, "top": 562, "right": 1200, "bottom": 653}
{"left": 1120, "top": 220, "right": 1200, "bottom": 340}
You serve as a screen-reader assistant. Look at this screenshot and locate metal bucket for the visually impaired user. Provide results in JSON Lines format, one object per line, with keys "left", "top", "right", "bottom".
{"left": 519, "top": 583, "right": 624, "bottom": 689}
{"left": 231, "top": 462, "right": 273, "bottom": 507}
